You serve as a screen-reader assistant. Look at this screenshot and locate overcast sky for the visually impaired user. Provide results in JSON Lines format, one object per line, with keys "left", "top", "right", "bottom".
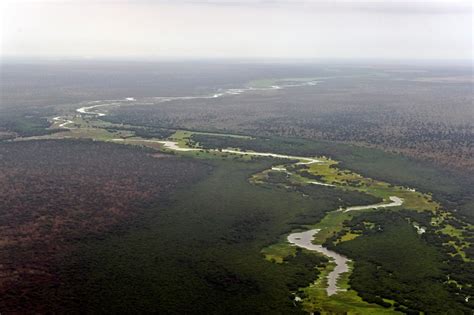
{"left": 1, "top": 0, "right": 472, "bottom": 60}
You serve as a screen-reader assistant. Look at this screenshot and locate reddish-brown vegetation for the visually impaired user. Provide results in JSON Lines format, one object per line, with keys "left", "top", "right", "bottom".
{"left": 0, "top": 140, "right": 209, "bottom": 313}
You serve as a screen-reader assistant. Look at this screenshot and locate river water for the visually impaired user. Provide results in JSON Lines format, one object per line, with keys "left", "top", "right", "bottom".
{"left": 288, "top": 229, "right": 350, "bottom": 296}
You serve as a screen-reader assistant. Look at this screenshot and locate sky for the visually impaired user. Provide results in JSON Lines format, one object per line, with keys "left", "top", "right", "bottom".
{"left": 1, "top": 0, "right": 472, "bottom": 61}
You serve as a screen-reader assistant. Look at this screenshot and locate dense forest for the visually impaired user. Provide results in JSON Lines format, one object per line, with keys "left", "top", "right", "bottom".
{"left": 0, "top": 140, "right": 210, "bottom": 313}
{"left": 105, "top": 72, "right": 473, "bottom": 171}
{"left": 0, "top": 110, "right": 60, "bottom": 138}
{"left": 2, "top": 62, "right": 472, "bottom": 170}
{"left": 1, "top": 62, "right": 472, "bottom": 314}
{"left": 190, "top": 134, "right": 474, "bottom": 224}
{"left": 327, "top": 210, "right": 473, "bottom": 314}
{"left": 0, "top": 139, "right": 407, "bottom": 313}
{"left": 57, "top": 158, "right": 395, "bottom": 314}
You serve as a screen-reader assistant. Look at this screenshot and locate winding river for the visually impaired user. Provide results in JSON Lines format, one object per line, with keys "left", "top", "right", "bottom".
{"left": 343, "top": 196, "right": 403, "bottom": 213}
{"left": 288, "top": 229, "right": 350, "bottom": 296}
{"left": 113, "top": 138, "right": 404, "bottom": 296}
{"left": 288, "top": 195, "right": 403, "bottom": 296}
{"left": 75, "top": 79, "right": 320, "bottom": 117}
{"left": 62, "top": 79, "right": 406, "bottom": 299}
{"left": 112, "top": 139, "right": 322, "bottom": 164}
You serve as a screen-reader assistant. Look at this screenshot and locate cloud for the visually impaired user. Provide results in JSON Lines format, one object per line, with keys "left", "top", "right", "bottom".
{"left": 2, "top": 0, "right": 472, "bottom": 60}
{"left": 176, "top": 0, "right": 472, "bottom": 15}
{"left": 5, "top": 0, "right": 472, "bottom": 14}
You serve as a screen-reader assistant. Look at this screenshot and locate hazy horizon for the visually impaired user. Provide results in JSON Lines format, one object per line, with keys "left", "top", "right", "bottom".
{"left": 1, "top": 0, "right": 472, "bottom": 61}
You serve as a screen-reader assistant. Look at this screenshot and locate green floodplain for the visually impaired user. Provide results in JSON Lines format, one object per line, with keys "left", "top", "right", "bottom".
{"left": 11, "top": 78, "right": 474, "bottom": 314}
